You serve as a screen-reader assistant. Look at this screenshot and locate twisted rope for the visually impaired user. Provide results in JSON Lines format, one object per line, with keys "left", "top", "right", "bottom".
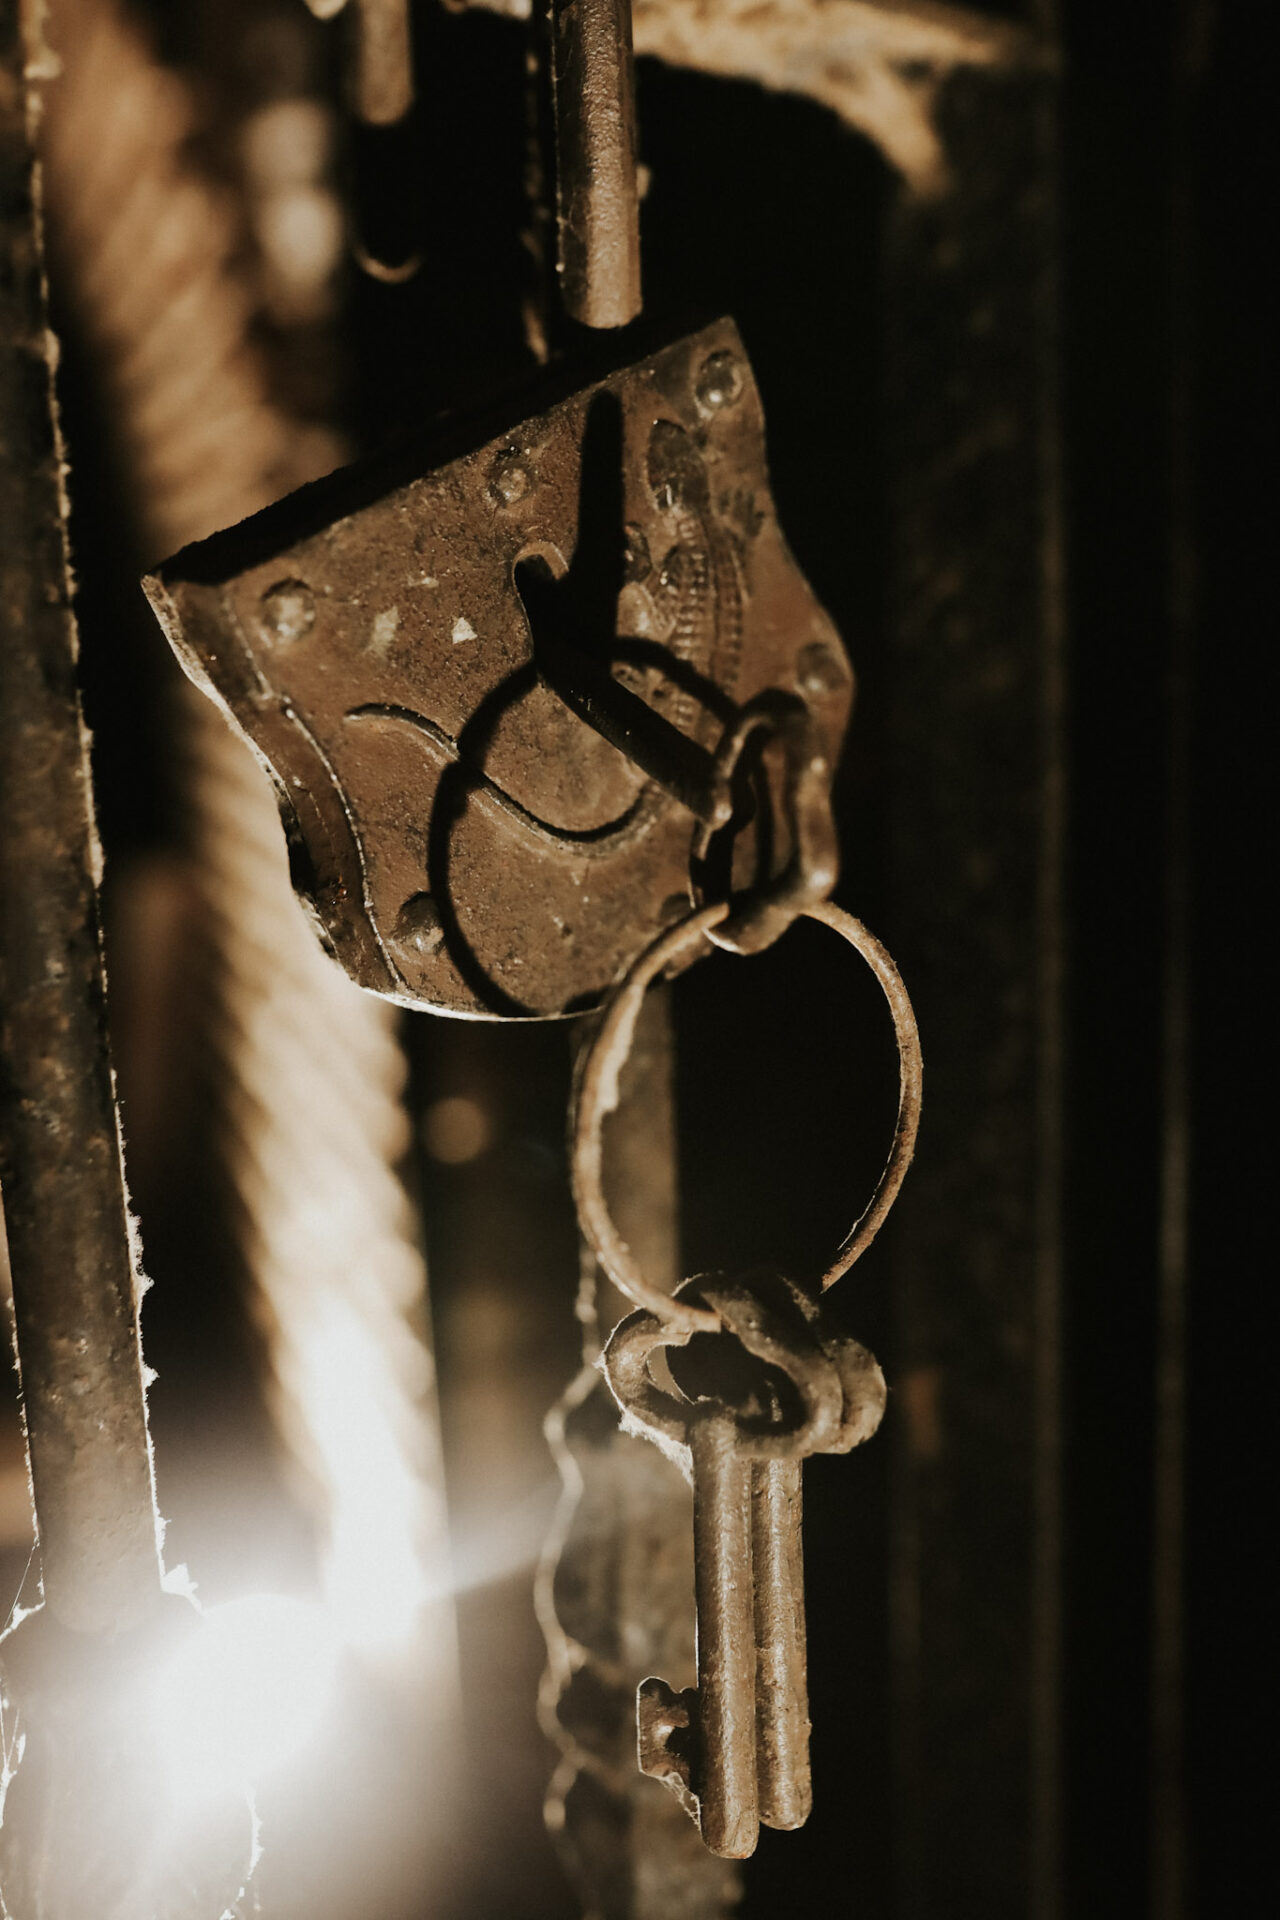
{"left": 39, "top": 0, "right": 452, "bottom": 1672}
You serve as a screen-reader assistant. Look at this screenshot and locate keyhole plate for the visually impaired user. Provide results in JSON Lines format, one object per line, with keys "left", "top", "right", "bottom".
{"left": 144, "top": 320, "right": 851, "bottom": 1018}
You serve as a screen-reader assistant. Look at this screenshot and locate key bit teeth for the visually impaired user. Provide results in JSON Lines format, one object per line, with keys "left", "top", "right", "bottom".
{"left": 637, "top": 1676, "right": 701, "bottom": 1825}
{"left": 638, "top": 1677, "right": 760, "bottom": 1858}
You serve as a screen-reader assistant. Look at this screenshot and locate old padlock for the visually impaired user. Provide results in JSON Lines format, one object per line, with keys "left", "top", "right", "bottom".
{"left": 143, "top": 2, "right": 853, "bottom": 1018}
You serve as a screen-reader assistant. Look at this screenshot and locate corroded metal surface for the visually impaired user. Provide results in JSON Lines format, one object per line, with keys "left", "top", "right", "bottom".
{"left": 351, "top": 0, "right": 414, "bottom": 125}
{"left": 475, "top": 0, "right": 1032, "bottom": 193}
{"left": 573, "top": 902, "right": 915, "bottom": 1860}
{"left": 604, "top": 1270, "right": 887, "bottom": 1859}
{"left": 23, "top": 7, "right": 455, "bottom": 1912}
{"left": 305, "top": 0, "right": 414, "bottom": 126}
{"left": 571, "top": 899, "right": 923, "bottom": 1331}
{"left": 540, "top": 994, "right": 739, "bottom": 1918}
{"left": 548, "top": 0, "right": 642, "bottom": 326}
{"left": 0, "top": 0, "right": 160, "bottom": 1643}
{"left": 0, "top": 15, "right": 254, "bottom": 1910}
{"left": 543, "top": 1366, "right": 740, "bottom": 1912}
{"left": 145, "top": 318, "right": 851, "bottom": 1019}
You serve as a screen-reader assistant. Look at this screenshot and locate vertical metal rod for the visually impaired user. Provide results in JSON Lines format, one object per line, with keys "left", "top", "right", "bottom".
{"left": 548, "top": 0, "right": 641, "bottom": 328}
{"left": 0, "top": 9, "right": 161, "bottom": 1638}
{"left": 751, "top": 1456, "right": 812, "bottom": 1830}
{"left": 546, "top": 990, "right": 740, "bottom": 1914}
{"left": 350, "top": 0, "right": 413, "bottom": 127}
{"left": 691, "top": 1413, "right": 758, "bottom": 1859}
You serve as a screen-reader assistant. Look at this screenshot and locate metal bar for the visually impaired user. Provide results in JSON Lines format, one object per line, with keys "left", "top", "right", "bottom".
{"left": 351, "top": 0, "right": 413, "bottom": 126}
{"left": 547, "top": 0, "right": 642, "bottom": 328}
{"left": 0, "top": 4, "right": 160, "bottom": 1638}
{"left": 541, "top": 988, "right": 740, "bottom": 1915}
{"left": 751, "top": 1456, "right": 811, "bottom": 1831}
{"left": 690, "top": 1413, "right": 757, "bottom": 1860}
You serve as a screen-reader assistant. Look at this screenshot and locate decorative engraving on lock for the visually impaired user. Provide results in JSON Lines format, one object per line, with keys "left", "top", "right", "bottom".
{"left": 144, "top": 318, "right": 853, "bottom": 1018}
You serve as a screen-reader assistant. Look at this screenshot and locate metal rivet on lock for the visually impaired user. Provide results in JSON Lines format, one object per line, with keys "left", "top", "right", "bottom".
{"left": 488, "top": 449, "right": 534, "bottom": 506}
{"left": 695, "top": 350, "right": 744, "bottom": 412}
{"left": 259, "top": 577, "right": 316, "bottom": 645}
{"left": 392, "top": 891, "right": 444, "bottom": 958}
{"left": 796, "top": 639, "right": 850, "bottom": 698}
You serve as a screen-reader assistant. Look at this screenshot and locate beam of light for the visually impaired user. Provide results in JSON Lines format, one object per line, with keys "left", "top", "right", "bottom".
{"left": 282, "top": 1286, "right": 443, "bottom": 1662}
{"left": 180, "top": 560, "right": 457, "bottom": 1690}
{"left": 149, "top": 1595, "right": 339, "bottom": 1808}
{"left": 444, "top": 1492, "right": 563, "bottom": 1601}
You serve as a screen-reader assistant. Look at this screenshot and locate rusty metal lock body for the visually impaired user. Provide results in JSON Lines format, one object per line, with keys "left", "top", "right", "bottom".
{"left": 145, "top": 318, "right": 852, "bottom": 1018}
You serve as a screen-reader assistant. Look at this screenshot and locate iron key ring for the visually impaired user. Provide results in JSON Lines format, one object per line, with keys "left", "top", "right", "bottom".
{"left": 571, "top": 898, "right": 924, "bottom": 1336}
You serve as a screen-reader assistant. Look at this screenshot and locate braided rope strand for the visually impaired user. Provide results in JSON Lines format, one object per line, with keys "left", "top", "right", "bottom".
{"left": 39, "top": 0, "right": 453, "bottom": 1678}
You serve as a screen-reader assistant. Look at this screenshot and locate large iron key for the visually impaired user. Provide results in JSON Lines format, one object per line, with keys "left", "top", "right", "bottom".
{"left": 575, "top": 903, "right": 916, "bottom": 1862}
{"left": 635, "top": 1426, "right": 813, "bottom": 1858}
{"left": 688, "top": 1410, "right": 760, "bottom": 1857}
{"left": 614, "top": 1273, "right": 857, "bottom": 1857}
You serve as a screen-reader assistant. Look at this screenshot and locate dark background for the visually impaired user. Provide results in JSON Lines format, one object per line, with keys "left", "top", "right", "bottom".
{"left": 10, "top": 1, "right": 1268, "bottom": 1915}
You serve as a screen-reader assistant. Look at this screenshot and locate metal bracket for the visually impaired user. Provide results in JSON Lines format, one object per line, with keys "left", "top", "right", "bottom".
{"left": 145, "top": 318, "right": 852, "bottom": 1018}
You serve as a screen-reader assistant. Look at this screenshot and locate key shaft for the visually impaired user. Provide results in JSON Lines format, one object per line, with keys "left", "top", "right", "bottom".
{"left": 691, "top": 1411, "right": 759, "bottom": 1858}
{"left": 751, "top": 1456, "right": 813, "bottom": 1829}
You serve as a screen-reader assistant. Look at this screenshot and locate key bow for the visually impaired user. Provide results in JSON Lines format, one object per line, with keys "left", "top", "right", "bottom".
{"left": 603, "top": 1270, "right": 883, "bottom": 1478}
